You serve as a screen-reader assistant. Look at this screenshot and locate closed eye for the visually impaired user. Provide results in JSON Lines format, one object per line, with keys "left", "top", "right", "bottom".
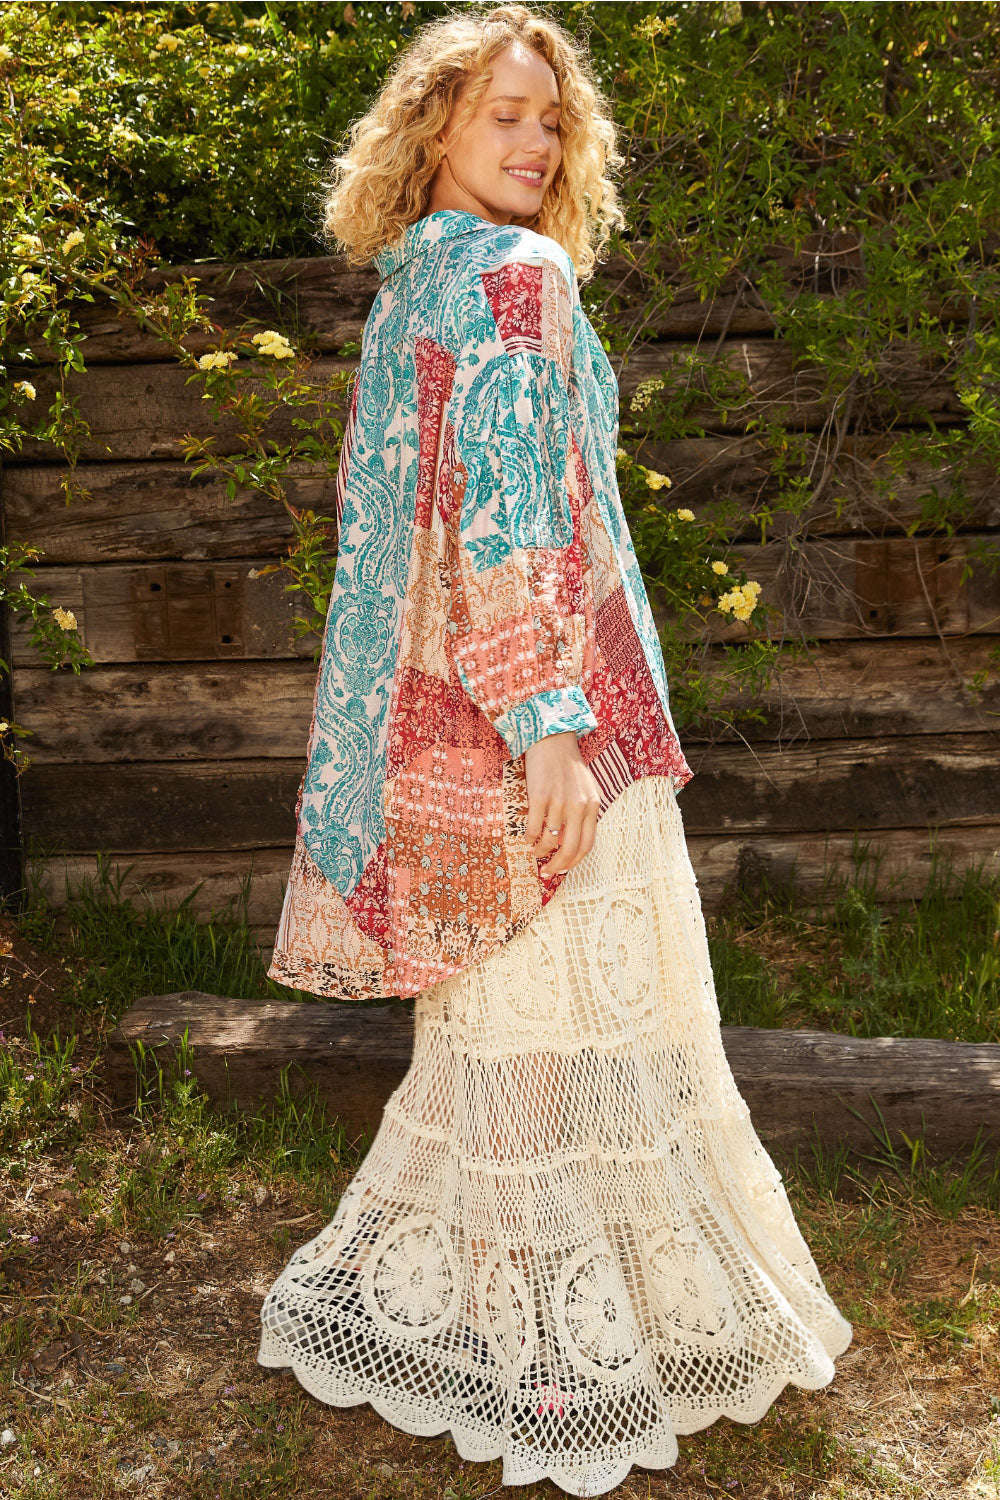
{"left": 497, "top": 117, "right": 560, "bottom": 132}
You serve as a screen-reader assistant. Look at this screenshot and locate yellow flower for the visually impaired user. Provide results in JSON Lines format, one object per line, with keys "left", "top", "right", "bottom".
{"left": 63, "top": 87, "right": 81, "bottom": 104}
{"left": 156, "top": 34, "right": 179, "bottom": 52}
{"left": 716, "top": 581, "right": 760, "bottom": 622}
{"left": 14, "top": 233, "right": 43, "bottom": 255}
{"left": 62, "top": 229, "right": 85, "bottom": 253}
{"left": 644, "top": 504, "right": 659, "bottom": 514}
{"left": 13, "top": 380, "right": 36, "bottom": 400}
{"left": 251, "top": 330, "right": 294, "bottom": 359}
{"left": 53, "top": 606, "right": 77, "bottom": 631}
{"left": 234, "top": 43, "right": 251, "bottom": 58}
{"left": 675, "top": 507, "right": 695, "bottom": 522}
{"left": 711, "top": 559, "right": 728, "bottom": 575}
{"left": 197, "top": 65, "right": 211, "bottom": 78}
{"left": 197, "top": 350, "right": 238, "bottom": 370}
{"left": 0, "top": 45, "right": 13, "bottom": 64}
{"left": 744, "top": 578, "right": 762, "bottom": 596}
{"left": 628, "top": 374, "right": 665, "bottom": 414}
{"left": 110, "top": 122, "right": 143, "bottom": 147}
{"left": 643, "top": 468, "right": 671, "bottom": 490}
{"left": 0, "top": 720, "right": 8, "bottom": 732}
{"left": 615, "top": 447, "right": 629, "bottom": 463}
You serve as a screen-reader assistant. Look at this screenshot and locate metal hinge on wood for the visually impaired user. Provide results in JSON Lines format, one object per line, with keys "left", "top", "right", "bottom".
{"left": 132, "top": 565, "right": 245, "bottom": 659}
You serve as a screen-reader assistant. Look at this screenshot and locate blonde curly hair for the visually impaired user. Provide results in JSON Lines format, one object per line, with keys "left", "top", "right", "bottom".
{"left": 318, "top": 2, "right": 627, "bottom": 283}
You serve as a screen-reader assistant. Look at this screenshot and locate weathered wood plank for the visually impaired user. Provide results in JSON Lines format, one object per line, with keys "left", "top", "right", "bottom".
{"left": 4, "top": 445, "right": 998, "bottom": 561}
{"left": 2, "top": 459, "right": 324, "bottom": 562}
{"left": 106, "top": 990, "right": 1000, "bottom": 1157}
{"left": 19, "top": 234, "right": 976, "bottom": 364}
{"left": 16, "top": 735, "right": 1000, "bottom": 853}
{"left": 645, "top": 437, "right": 1000, "bottom": 537}
{"left": 8, "top": 561, "right": 317, "bottom": 664}
{"left": 9, "top": 238, "right": 866, "bottom": 363}
{"left": 8, "top": 536, "right": 997, "bottom": 668}
{"left": 8, "top": 338, "right": 967, "bottom": 464}
{"left": 31, "top": 821, "right": 1000, "bottom": 939}
{"left": 11, "top": 638, "right": 1000, "bottom": 765}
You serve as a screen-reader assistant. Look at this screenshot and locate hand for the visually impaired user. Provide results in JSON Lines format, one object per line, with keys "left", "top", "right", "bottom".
{"left": 523, "top": 731, "right": 602, "bottom": 876}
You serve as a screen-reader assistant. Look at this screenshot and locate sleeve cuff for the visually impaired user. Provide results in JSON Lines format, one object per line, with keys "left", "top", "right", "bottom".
{"left": 493, "top": 686, "right": 598, "bottom": 759}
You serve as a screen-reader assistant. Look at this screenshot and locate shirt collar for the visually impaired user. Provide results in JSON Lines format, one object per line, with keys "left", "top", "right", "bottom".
{"left": 373, "top": 209, "right": 498, "bottom": 281}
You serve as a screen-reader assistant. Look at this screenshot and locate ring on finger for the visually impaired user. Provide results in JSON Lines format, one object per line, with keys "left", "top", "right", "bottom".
{"left": 546, "top": 825, "right": 560, "bottom": 836}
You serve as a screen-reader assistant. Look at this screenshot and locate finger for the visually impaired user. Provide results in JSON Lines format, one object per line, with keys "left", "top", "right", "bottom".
{"left": 525, "top": 796, "right": 557, "bottom": 847}
{"left": 541, "top": 805, "right": 583, "bottom": 875}
{"left": 543, "top": 792, "right": 599, "bottom": 874}
{"left": 575, "top": 799, "right": 599, "bottom": 861}
{"left": 531, "top": 805, "right": 564, "bottom": 852}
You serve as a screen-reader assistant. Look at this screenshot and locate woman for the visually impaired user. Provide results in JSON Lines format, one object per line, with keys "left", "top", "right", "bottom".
{"left": 258, "top": 6, "right": 853, "bottom": 1494}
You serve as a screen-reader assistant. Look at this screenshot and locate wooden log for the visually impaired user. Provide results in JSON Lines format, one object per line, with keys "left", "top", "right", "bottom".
{"left": 8, "top": 338, "right": 967, "bottom": 464}
{"left": 7, "top": 535, "right": 997, "bottom": 668}
{"left": 4, "top": 444, "right": 998, "bottom": 562}
{"left": 16, "top": 734, "right": 1000, "bottom": 853}
{"left": 106, "top": 990, "right": 1000, "bottom": 1159}
{"left": 10, "top": 638, "right": 1000, "bottom": 765}
{"left": 30, "top": 820, "right": 1000, "bottom": 935}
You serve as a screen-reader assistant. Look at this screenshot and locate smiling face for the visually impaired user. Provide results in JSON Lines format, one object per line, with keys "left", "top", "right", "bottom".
{"left": 426, "top": 41, "right": 563, "bottom": 226}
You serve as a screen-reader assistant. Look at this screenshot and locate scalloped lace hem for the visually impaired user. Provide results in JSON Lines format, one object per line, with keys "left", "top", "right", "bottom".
{"left": 258, "top": 1315, "right": 853, "bottom": 1496}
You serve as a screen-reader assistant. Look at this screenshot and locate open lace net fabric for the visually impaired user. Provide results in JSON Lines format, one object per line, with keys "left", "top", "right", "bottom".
{"left": 258, "top": 774, "right": 854, "bottom": 1497}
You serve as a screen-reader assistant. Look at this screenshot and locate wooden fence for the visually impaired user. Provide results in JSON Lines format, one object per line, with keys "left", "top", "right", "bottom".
{"left": 3, "top": 240, "right": 998, "bottom": 953}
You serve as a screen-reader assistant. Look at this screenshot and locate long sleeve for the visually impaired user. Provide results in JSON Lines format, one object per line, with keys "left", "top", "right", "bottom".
{"left": 446, "top": 257, "right": 598, "bottom": 760}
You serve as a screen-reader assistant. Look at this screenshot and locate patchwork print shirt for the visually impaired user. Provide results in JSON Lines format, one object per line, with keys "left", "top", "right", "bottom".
{"left": 268, "top": 209, "right": 694, "bottom": 1000}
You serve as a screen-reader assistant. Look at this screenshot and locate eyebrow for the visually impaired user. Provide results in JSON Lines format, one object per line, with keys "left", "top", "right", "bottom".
{"left": 490, "top": 93, "right": 562, "bottom": 109}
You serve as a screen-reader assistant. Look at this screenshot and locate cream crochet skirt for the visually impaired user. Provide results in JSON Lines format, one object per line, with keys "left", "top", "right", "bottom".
{"left": 257, "top": 774, "right": 853, "bottom": 1497}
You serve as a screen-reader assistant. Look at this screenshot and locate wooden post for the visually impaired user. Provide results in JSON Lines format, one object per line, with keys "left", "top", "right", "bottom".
{"left": 0, "top": 472, "right": 25, "bottom": 910}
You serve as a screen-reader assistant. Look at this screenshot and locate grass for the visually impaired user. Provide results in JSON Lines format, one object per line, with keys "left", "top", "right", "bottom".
{"left": 708, "top": 834, "right": 1000, "bottom": 1043}
{"left": 0, "top": 839, "right": 998, "bottom": 1497}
